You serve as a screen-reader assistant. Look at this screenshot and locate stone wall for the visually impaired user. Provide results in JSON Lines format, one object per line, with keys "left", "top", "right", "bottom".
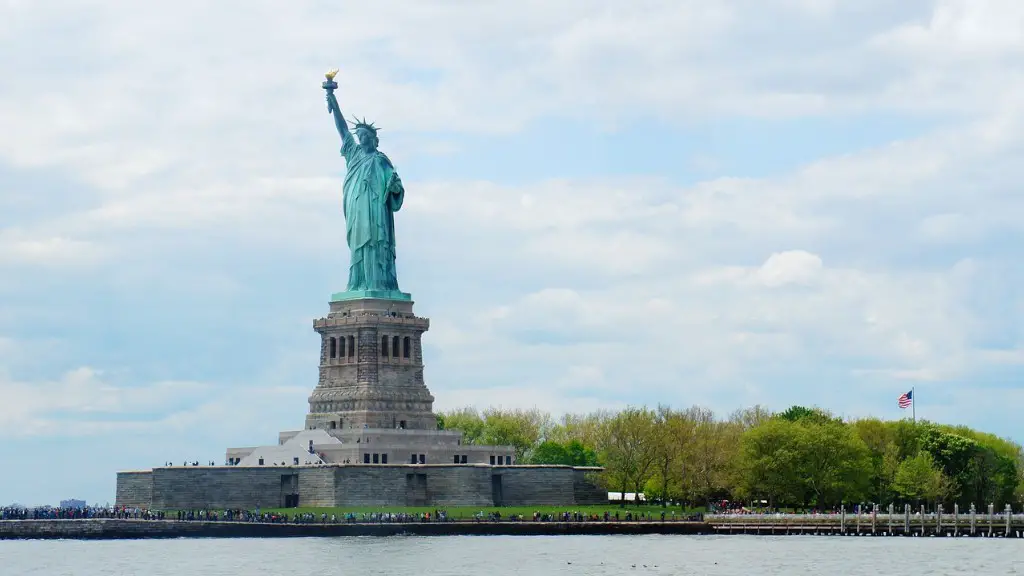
{"left": 307, "top": 298, "right": 437, "bottom": 433}
{"left": 355, "top": 328, "right": 378, "bottom": 387}
{"left": 572, "top": 468, "right": 607, "bottom": 504}
{"left": 420, "top": 466, "right": 493, "bottom": 507}
{"left": 495, "top": 466, "right": 575, "bottom": 506}
{"left": 333, "top": 465, "right": 588, "bottom": 507}
{"left": 116, "top": 464, "right": 604, "bottom": 510}
{"left": 334, "top": 466, "right": 404, "bottom": 506}
{"left": 115, "top": 471, "right": 153, "bottom": 509}
{"left": 329, "top": 465, "right": 491, "bottom": 507}
{"left": 297, "top": 467, "right": 335, "bottom": 507}
{"left": 148, "top": 467, "right": 292, "bottom": 510}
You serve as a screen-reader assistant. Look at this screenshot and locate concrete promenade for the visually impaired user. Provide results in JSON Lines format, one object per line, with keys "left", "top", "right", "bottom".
{"left": 7, "top": 512, "right": 1024, "bottom": 540}
{"left": 0, "top": 519, "right": 712, "bottom": 540}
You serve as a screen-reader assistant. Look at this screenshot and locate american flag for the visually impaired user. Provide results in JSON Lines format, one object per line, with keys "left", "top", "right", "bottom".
{"left": 897, "top": 390, "right": 913, "bottom": 409}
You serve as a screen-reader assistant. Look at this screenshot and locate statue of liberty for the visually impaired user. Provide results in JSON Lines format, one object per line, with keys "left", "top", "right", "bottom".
{"left": 322, "top": 69, "right": 409, "bottom": 301}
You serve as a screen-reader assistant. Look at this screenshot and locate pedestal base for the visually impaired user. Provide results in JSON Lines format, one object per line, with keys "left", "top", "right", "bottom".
{"left": 330, "top": 289, "right": 412, "bottom": 302}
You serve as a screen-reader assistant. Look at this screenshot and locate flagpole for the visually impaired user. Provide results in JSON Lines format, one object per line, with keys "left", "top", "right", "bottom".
{"left": 912, "top": 386, "right": 916, "bottom": 424}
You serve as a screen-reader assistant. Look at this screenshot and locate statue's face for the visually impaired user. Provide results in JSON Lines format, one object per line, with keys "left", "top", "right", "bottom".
{"left": 356, "top": 128, "right": 377, "bottom": 151}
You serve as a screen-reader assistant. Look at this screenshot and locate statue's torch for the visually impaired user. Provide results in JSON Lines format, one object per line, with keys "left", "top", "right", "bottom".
{"left": 323, "top": 68, "right": 339, "bottom": 112}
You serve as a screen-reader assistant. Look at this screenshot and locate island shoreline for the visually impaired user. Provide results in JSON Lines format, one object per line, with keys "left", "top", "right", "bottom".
{"left": 6, "top": 518, "right": 1024, "bottom": 540}
{"left": 0, "top": 519, "right": 713, "bottom": 540}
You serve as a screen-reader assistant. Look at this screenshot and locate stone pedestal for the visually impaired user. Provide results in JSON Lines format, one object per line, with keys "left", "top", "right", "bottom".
{"left": 305, "top": 296, "right": 436, "bottom": 432}
{"left": 226, "top": 294, "right": 515, "bottom": 467}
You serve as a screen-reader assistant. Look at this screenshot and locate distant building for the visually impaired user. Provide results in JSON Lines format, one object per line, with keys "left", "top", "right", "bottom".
{"left": 60, "top": 499, "right": 86, "bottom": 509}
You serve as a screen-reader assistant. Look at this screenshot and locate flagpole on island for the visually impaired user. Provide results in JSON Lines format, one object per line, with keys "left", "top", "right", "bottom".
{"left": 912, "top": 387, "right": 916, "bottom": 424}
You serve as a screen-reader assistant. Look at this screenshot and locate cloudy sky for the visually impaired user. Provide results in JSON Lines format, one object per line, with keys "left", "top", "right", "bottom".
{"left": 2, "top": 0, "right": 1022, "bottom": 505}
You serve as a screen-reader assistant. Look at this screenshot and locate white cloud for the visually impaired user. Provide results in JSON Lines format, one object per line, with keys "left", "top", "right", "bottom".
{"left": 873, "top": 1, "right": 1024, "bottom": 57}
{"left": 440, "top": 253, "right": 977, "bottom": 387}
{"left": 435, "top": 384, "right": 622, "bottom": 417}
{"left": 0, "top": 363, "right": 311, "bottom": 439}
{"left": 0, "top": 366, "right": 201, "bottom": 435}
{"left": 915, "top": 213, "right": 981, "bottom": 244}
{"left": 0, "top": 233, "right": 107, "bottom": 267}
{"left": 2, "top": 1, "right": 1022, "bottom": 187}
{"left": 758, "top": 250, "right": 824, "bottom": 288}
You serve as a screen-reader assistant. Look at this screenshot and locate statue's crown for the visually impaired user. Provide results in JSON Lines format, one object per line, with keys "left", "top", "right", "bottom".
{"left": 349, "top": 117, "right": 380, "bottom": 136}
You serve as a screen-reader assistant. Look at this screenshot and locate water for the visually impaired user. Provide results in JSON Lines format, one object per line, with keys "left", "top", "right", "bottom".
{"left": 1, "top": 535, "right": 1020, "bottom": 575}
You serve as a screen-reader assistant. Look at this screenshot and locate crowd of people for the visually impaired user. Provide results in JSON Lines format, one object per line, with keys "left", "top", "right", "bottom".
{"left": 2, "top": 506, "right": 702, "bottom": 523}
{"left": 706, "top": 500, "right": 883, "bottom": 516}
{"left": 1, "top": 506, "right": 163, "bottom": 520}
{"left": 165, "top": 508, "right": 702, "bottom": 523}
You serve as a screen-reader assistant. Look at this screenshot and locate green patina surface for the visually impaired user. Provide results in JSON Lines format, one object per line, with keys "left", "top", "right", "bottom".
{"left": 323, "top": 77, "right": 409, "bottom": 300}
{"left": 330, "top": 289, "right": 412, "bottom": 302}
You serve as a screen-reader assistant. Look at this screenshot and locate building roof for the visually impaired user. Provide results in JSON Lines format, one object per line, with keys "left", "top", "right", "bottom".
{"left": 283, "top": 429, "right": 343, "bottom": 447}
{"left": 236, "top": 429, "right": 340, "bottom": 466}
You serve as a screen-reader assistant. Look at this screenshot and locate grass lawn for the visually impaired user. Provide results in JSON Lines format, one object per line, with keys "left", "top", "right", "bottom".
{"left": 253, "top": 504, "right": 697, "bottom": 520}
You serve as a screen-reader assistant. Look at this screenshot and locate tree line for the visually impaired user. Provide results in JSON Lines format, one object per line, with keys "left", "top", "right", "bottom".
{"left": 437, "top": 405, "right": 1024, "bottom": 510}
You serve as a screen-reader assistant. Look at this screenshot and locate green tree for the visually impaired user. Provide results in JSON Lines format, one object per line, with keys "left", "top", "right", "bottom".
{"left": 852, "top": 418, "right": 896, "bottom": 504}
{"left": 1015, "top": 464, "right": 1024, "bottom": 505}
{"left": 550, "top": 411, "right": 613, "bottom": 449}
{"left": 688, "top": 407, "right": 737, "bottom": 506}
{"left": 729, "top": 405, "right": 773, "bottom": 430}
{"left": 888, "top": 419, "right": 923, "bottom": 460}
{"left": 438, "top": 407, "right": 485, "bottom": 444}
{"left": 893, "top": 451, "right": 943, "bottom": 503}
{"left": 736, "top": 417, "right": 869, "bottom": 509}
{"left": 950, "top": 428, "right": 1021, "bottom": 507}
{"left": 480, "top": 408, "right": 550, "bottom": 461}
{"left": 736, "top": 418, "right": 803, "bottom": 508}
{"left": 777, "top": 405, "right": 840, "bottom": 426}
{"left": 919, "top": 426, "right": 981, "bottom": 505}
{"left": 529, "top": 440, "right": 571, "bottom": 465}
{"left": 649, "top": 406, "right": 696, "bottom": 506}
{"left": 528, "top": 439, "right": 601, "bottom": 466}
{"left": 879, "top": 442, "right": 902, "bottom": 505}
{"left": 598, "top": 407, "right": 658, "bottom": 503}
{"left": 441, "top": 402, "right": 1023, "bottom": 511}
{"left": 565, "top": 440, "right": 599, "bottom": 467}
{"left": 800, "top": 420, "right": 871, "bottom": 506}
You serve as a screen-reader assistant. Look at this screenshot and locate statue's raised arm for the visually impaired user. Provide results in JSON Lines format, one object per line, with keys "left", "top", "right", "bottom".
{"left": 323, "top": 68, "right": 355, "bottom": 154}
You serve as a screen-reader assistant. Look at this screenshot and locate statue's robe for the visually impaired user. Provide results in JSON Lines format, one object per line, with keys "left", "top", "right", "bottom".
{"left": 340, "top": 132, "right": 404, "bottom": 292}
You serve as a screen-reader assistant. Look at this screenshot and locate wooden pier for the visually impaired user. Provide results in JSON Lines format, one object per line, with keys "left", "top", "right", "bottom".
{"left": 707, "top": 504, "right": 1024, "bottom": 537}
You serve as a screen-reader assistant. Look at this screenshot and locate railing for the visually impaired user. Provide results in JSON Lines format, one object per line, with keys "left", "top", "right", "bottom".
{"left": 708, "top": 513, "right": 1024, "bottom": 524}
{"left": 706, "top": 506, "right": 1024, "bottom": 536}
